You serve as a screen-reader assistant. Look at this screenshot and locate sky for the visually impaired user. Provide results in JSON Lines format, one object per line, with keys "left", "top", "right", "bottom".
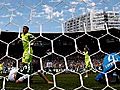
{"left": 0, "top": 0, "right": 120, "bottom": 33}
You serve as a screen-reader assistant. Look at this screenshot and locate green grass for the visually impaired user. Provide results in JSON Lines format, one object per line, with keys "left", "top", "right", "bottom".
{"left": 0, "top": 74, "right": 53, "bottom": 90}
{"left": 56, "top": 72, "right": 80, "bottom": 90}
{"left": 0, "top": 72, "right": 120, "bottom": 90}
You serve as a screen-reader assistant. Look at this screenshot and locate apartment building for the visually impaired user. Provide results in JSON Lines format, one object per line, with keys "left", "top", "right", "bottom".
{"left": 64, "top": 11, "right": 120, "bottom": 32}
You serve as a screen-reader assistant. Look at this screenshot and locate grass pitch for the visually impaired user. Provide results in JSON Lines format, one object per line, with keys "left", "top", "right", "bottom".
{"left": 0, "top": 72, "right": 120, "bottom": 90}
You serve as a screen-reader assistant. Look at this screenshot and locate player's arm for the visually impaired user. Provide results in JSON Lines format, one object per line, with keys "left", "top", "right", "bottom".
{"left": 29, "top": 34, "right": 35, "bottom": 46}
{"left": 29, "top": 34, "right": 35, "bottom": 41}
{"left": 17, "top": 39, "right": 22, "bottom": 44}
{"left": 77, "top": 49, "right": 84, "bottom": 54}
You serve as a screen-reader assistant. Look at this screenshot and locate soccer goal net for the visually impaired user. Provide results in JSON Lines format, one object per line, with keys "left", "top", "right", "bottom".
{"left": 0, "top": 0, "right": 120, "bottom": 90}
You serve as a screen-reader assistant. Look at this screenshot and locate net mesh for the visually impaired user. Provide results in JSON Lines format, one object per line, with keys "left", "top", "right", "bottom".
{"left": 0, "top": 0, "right": 120, "bottom": 90}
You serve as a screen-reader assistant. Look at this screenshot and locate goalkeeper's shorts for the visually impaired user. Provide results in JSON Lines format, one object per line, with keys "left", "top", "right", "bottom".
{"left": 22, "top": 48, "right": 33, "bottom": 64}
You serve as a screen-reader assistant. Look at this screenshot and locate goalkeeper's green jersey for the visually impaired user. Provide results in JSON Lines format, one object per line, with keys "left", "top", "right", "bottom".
{"left": 83, "top": 51, "right": 91, "bottom": 69}
{"left": 21, "top": 33, "right": 34, "bottom": 64}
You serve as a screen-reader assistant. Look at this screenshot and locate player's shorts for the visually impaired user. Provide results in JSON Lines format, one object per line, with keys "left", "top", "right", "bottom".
{"left": 85, "top": 62, "right": 91, "bottom": 69}
{"left": 85, "top": 56, "right": 91, "bottom": 69}
{"left": 22, "top": 48, "right": 33, "bottom": 64}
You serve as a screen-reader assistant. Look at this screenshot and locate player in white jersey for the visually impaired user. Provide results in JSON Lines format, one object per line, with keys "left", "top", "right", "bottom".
{"left": 7, "top": 62, "right": 17, "bottom": 81}
{"left": 8, "top": 68, "right": 28, "bottom": 83}
{"left": 7, "top": 62, "right": 27, "bottom": 82}
{"left": 8, "top": 67, "right": 18, "bottom": 81}
{"left": 7, "top": 62, "right": 53, "bottom": 84}
{"left": 16, "top": 60, "right": 53, "bottom": 84}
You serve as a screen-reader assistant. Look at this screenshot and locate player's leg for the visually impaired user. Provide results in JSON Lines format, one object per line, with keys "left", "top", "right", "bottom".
{"left": 16, "top": 74, "right": 28, "bottom": 83}
{"left": 22, "top": 47, "right": 33, "bottom": 63}
{"left": 22, "top": 48, "right": 33, "bottom": 74}
{"left": 85, "top": 58, "right": 91, "bottom": 77}
{"left": 32, "top": 60, "right": 53, "bottom": 84}
{"left": 22, "top": 50, "right": 31, "bottom": 64}
{"left": 37, "top": 70, "right": 53, "bottom": 84}
{"left": 15, "top": 62, "right": 33, "bottom": 84}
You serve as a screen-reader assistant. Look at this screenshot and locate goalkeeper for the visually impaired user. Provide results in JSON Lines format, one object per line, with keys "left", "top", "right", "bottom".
{"left": 16, "top": 26, "right": 53, "bottom": 84}
{"left": 83, "top": 45, "right": 91, "bottom": 77}
{"left": 18, "top": 26, "right": 34, "bottom": 75}
{"left": 21, "top": 26, "right": 33, "bottom": 65}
